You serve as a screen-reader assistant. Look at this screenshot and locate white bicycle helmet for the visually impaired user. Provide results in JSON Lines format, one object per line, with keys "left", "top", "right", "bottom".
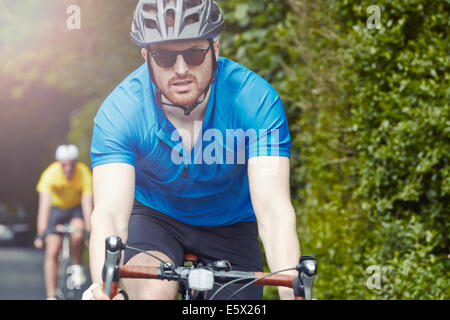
{"left": 131, "top": 0, "right": 224, "bottom": 47}
{"left": 55, "top": 144, "right": 79, "bottom": 161}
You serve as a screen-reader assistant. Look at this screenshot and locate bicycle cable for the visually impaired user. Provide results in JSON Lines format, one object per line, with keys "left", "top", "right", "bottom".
{"left": 211, "top": 281, "right": 237, "bottom": 298}
{"left": 208, "top": 277, "right": 250, "bottom": 300}
{"left": 225, "top": 267, "right": 297, "bottom": 300}
{"left": 124, "top": 244, "right": 176, "bottom": 271}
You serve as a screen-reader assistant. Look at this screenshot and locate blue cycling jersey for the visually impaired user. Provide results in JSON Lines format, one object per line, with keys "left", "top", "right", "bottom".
{"left": 91, "top": 57, "right": 290, "bottom": 226}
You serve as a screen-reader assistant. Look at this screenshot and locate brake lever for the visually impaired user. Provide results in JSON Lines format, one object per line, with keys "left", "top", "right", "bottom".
{"left": 293, "top": 255, "right": 317, "bottom": 300}
{"left": 103, "top": 236, "right": 123, "bottom": 298}
{"left": 300, "top": 272, "right": 315, "bottom": 300}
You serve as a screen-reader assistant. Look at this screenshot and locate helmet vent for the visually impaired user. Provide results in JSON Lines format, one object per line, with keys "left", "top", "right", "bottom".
{"left": 166, "top": 9, "right": 175, "bottom": 27}
{"left": 210, "top": 3, "right": 220, "bottom": 23}
{"left": 186, "top": 0, "right": 202, "bottom": 9}
{"left": 143, "top": 3, "right": 157, "bottom": 14}
{"left": 145, "top": 19, "right": 158, "bottom": 29}
{"left": 185, "top": 13, "right": 200, "bottom": 25}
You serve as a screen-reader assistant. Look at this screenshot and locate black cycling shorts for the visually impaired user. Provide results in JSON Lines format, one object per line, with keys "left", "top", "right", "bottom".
{"left": 47, "top": 206, "right": 83, "bottom": 233}
{"left": 124, "top": 200, "right": 264, "bottom": 300}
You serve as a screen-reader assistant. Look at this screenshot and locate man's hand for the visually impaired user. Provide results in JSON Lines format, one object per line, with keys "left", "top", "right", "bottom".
{"left": 33, "top": 237, "right": 44, "bottom": 249}
{"left": 278, "top": 286, "right": 295, "bottom": 300}
{"left": 93, "top": 286, "right": 111, "bottom": 300}
{"left": 82, "top": 283, "right": 110, "bottom": 300}
{"left": 82, "top": 283, "right": 127, "bottom": 300}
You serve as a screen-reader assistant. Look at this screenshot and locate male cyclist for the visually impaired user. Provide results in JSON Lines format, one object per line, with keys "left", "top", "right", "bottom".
{"left": 87, "top": 0, "right": 301, "bottom": 300}
{"left": 34, "top": 144, "right": 93, "bottom": 300}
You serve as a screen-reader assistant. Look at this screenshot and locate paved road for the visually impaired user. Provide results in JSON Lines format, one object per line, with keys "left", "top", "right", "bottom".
{"left": 0, "top": 246, "right": 46, "bottom": 300}
{"left": 0, "top": 246, "right": 92, "bottom": 300}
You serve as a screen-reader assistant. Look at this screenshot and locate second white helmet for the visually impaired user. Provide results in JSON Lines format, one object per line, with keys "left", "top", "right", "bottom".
{"left": 55, "top": 144, "right": 79, "bottom": 161}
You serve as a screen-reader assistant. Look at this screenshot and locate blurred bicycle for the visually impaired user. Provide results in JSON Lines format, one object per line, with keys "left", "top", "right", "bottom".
{"left": 38, "top": 224, "right": 89, "bottom": 300}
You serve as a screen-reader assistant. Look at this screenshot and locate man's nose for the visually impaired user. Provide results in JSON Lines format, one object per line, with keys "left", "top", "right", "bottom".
{"left": 173, "top": 53, "right": 189, "bottom": 75}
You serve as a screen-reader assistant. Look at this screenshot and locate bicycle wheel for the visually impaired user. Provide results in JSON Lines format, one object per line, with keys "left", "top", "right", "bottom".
{"left": 66, "top": 264, "right": 88, "bottom": 300}
{"left": 56, "top": 258, "right": 74, "bottom": 300}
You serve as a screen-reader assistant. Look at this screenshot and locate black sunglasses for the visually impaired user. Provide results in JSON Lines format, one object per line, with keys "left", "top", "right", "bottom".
{"left": 149, "top": 46, "right": 211, "bottom": 68}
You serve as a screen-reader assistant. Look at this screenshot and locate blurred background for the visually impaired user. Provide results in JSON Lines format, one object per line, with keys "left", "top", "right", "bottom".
{"left": 0, "top": 0, "right": 448, "bottom": 299}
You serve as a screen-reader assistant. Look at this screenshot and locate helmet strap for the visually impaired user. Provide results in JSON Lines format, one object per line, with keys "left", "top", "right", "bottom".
{"left": 157, "top": 87, "right": 209, "bottom": 116}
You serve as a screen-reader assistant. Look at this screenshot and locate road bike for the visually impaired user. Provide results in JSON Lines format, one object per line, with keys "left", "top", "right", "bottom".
{"left": 102, "top": 236, "right": 318, "bottom": 300}
{"left": 43, "top": 224, "right": 89, "bottom": 300}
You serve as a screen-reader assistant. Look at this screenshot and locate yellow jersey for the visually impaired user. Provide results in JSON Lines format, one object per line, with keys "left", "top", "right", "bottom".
{"left": 36, "top": 161, "right": 93, "bottom": 209}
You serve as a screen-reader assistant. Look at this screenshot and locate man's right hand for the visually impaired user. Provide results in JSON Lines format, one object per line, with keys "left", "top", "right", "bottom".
{"left": 83, "top": 283, "right": 126, "bottom": 300}
{"left": 93, "top": 286, "right": 111, "bottom": 300}
{"left": 34, "top": 237, "right": 44, "bottom": 249}
{"left": 82, "top": 283, "right": 110, "bottom": 300}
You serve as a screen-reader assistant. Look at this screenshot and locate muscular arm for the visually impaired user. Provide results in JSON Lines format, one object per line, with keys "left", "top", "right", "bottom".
{"left": 248, "top": 156, "right": 301, "bottom": 300}
{"left": 89, "top": 163, "right": 135, "bottom": 286}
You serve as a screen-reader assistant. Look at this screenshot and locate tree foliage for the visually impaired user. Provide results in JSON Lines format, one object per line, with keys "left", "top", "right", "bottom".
{"left": 220, "top": 0, "right": 448, "bottom": 299}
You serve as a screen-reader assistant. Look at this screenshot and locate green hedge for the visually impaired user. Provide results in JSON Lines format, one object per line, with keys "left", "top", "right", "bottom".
{"left": 336, "top": 0, "right": 449, "bottom": 299}
{"left": 220, "top": 0, "right": 449, "bottom": 299}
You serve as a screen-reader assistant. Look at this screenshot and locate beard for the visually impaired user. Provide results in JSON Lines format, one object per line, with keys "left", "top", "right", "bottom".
{"left": 167, "top": 77, "right": 199, "bottom": 106}
{"left": 160, "top": 74, "right": 210, "bottom": 108}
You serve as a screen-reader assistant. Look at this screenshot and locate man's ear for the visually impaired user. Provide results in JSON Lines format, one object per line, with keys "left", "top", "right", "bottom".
{"left": 141, "top": 48, "right": 148, "bottom": 61}
{"left": 213, "top": 40, "right": 220, "bottom": 61}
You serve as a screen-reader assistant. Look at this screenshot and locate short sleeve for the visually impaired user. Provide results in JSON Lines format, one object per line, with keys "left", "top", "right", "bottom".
{"left": 90, "top": 88, "right": 140, "bottom": 168}
{"left": 79, "top": 163, "right": 93, "bottom": 195}
{"left": 241, "top": 79, "right": 291, "bottom": 159}
{"left": 36, "top": 167, "right": 53, "bottom": 193}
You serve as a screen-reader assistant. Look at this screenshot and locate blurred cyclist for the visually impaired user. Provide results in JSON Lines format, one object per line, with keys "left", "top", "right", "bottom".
{"left": 34, "top": 144, "right": 93, "bottom": 300}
